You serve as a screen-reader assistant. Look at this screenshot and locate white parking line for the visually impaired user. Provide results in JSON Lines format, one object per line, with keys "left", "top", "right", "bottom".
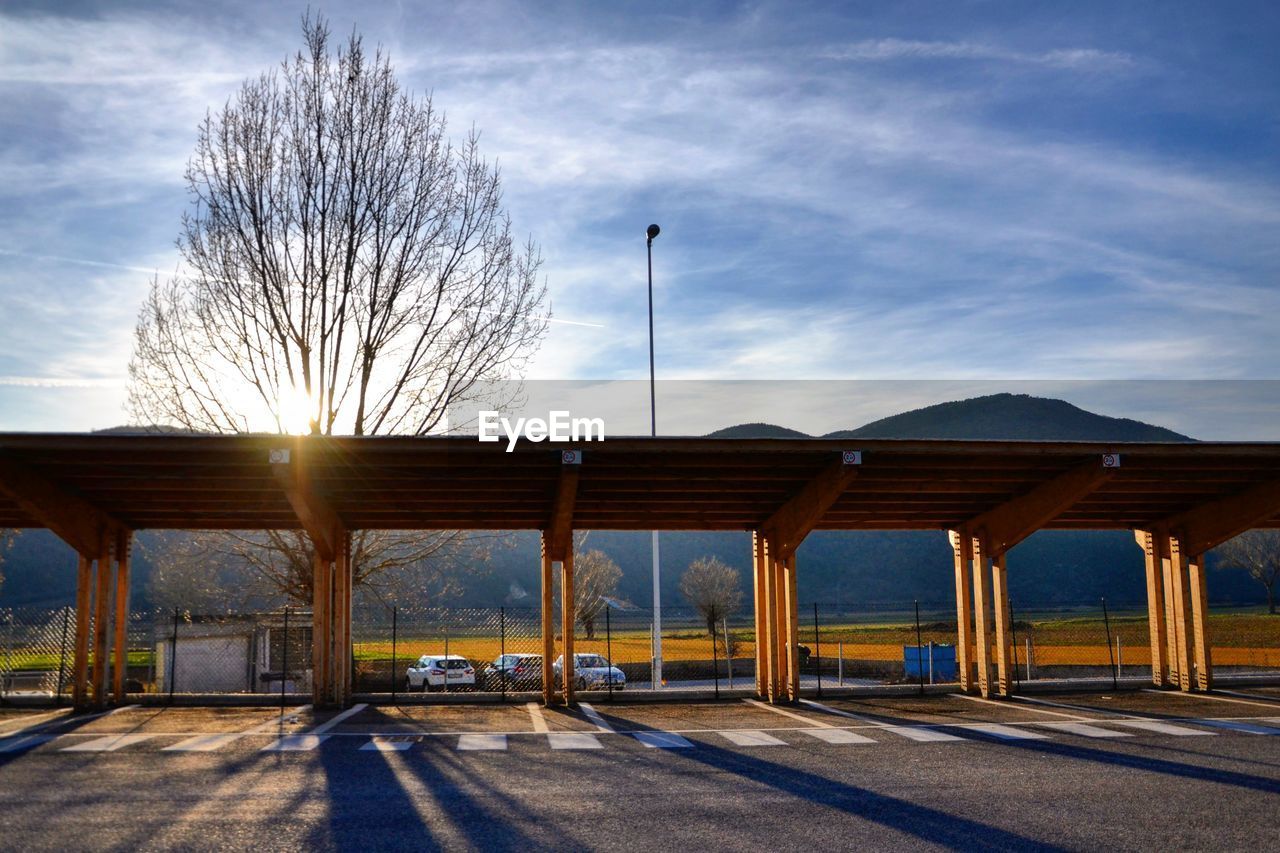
{"left": 1146, "top": 689, "right": 1280, "bottom": 711}
{"left": 1035, "top": 721, "right": 1131, "bottom": 738}
{"left": 956, "top": 693, "right": 1089, "bottom": 720}
{"left": 457, "top": 734, "right": 508, "bottom": 751}
{"left": 166, "top": 706, "right": 314, "bottom": 752}
{"left": 801, "top": 728, "right": 876, "bottom": 745}
{"left": 578, "top": 703, "right": 615, "bottom": 733}
{"left": 1193, "top": 719, "right": 1280, "bottom": 735}
{"left": 0, "top": 709, "right": 73, "bottom": 734}
{"left": 548, "top": 732, "right": 602, "bottom": 750}
{"left": 526, "top": 702, "right": 550, "bottom": 733}
{"left": 361, "top": 736, "right": 418, "bottom": 751}
{"left": 800, "top": 699, "right": 963, "bottom": 742}
{"left": 0, "top": 734, "right": 54, "bottom": 753}
{"left": 61, "top": 733, "right": 156, "bottom": 752}
{"left": 1111, "top": 720, "right": 1215, "bottom": 737}
{"left": 310, "top": 703, "right": 368, "bottom": 735}
{"left": 261, "top": 735, "right": 327, "bottom": 751}
{"left": 634, "top": 732, "right": 694, "bottom": 749}
{"left": 745, "top": 698, "right": 833, "bottom": 727}
{"left": 964, "top": 724, "right": 1050, "bottom": 741}
{"left": 719, "top": 730, "right": 786, "bottom": 747}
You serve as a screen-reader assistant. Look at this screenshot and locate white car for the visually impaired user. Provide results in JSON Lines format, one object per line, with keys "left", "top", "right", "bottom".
{"left": 405, "top": 654, "right": 476, "bottom": 691}
{"left": 552, "top": 653, "right": 626, "bottom": 691}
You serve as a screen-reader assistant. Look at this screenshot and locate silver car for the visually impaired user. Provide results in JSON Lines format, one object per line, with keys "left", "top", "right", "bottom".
{"left": 552, "top": 653, "right": 626, "bottom": 690}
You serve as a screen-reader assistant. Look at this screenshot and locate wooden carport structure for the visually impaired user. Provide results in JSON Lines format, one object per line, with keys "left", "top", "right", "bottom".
{"left": 1, "top": 433, "right": 1279, "bottom": 708}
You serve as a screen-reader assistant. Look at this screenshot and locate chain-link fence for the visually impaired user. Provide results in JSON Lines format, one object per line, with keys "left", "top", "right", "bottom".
{"left": 1, "top": 601, "right": 1276, "bottom": 702}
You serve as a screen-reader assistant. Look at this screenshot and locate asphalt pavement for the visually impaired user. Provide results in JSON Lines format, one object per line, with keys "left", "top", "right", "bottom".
{"left": 1, "top": 688, "right": 1278, "bottom": 851}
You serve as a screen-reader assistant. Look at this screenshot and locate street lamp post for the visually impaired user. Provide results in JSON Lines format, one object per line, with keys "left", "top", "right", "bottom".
{"left": 646, "top": 223, "right": 663, "bottom": 689}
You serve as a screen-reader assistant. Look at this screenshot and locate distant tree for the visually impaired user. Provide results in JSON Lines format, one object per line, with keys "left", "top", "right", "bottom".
{"left": 1215, "top": 531, "right": 1280, "bottom": 615}
{"left": 0, "top": 528, "right": 14, "bottom": 595}
{"left": 127, "top": 14, "right": 546, "bottom": 602}
{"left": 679, "top": 556, "right": 743, "bottom": 636}
{"left": 573, "top": 549, "right": 623, "bottom": 640}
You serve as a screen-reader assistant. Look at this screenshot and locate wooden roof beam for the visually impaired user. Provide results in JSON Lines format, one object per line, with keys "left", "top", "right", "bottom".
{"left": 1156, "top": 479, "right": 1280, "bottom": 555}
{"left": 269, "top": 444, "right": 343, "bottom": 561}
{"left": 761, "top": 452, "right": 861, "bottom": 556}
{"left": 966, "top": 458, "right": 1117, "bottom": 557}
{"left": 0, "top": 452, "right": 124, "bottom": 557}
{"left": 545, "top": 451, "right": 581, "bottom": 562}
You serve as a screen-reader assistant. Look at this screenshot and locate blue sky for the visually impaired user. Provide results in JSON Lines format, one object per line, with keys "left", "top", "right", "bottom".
{"left": 1, "top": 1, "right": 1278, "bottom": 432}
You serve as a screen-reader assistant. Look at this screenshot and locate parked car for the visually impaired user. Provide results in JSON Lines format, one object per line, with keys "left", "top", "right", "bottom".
{"left": 405, "top": 654, "right": 475, "bottom": 691}
{"left": 480, "top": 654, "right": 543, "bottom": 691}
{"left": 552, "top": 653, "right": 626, "bottom": 691}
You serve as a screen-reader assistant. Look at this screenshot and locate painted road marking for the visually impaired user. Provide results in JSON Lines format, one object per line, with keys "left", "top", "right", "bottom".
{"left": 634, "top": 732, "right": 694, "bottom": 749}
{"left": 1112, "top": 720, "right": 1215, "bottom": 737}
{"left": 1146, "top": 689, "right": 1280, "bottom": 711}
{"left": 882, "top": 726, "right": 965, "bottom": 743}
{"left": 361, "top": 736, "right": 418, "bottom": 751}
{"left": 526, "top": 702, "right": 550, "bottom": 733}
{"left": 261, "top": 735, "right": 327, "bottom": 751}
{"left": 310, "top": 703, "right": 368, "bottom": 734}
{"left": 548, "top": 732, "right": 602, "bottom": 750}
{"left": 800, "top": 699, "right": 964, "bottom": 742}
{"left": 578, "top": 703, "right": 615, "bottom": 733}
{"left": 1035, "top": 722, "right": 1132, "bottom": 739}
{"left": 801, "top": 728, "right": 876, "bottom": 745}
{"left": 0, "top": 734, "right": 54, "bottom": 753}
{"left": 166, "top": 707, "right": 314, "bottom": 752}
{"left": 746, "top": 698, "right": 834, "bottom": 728}
{"left": 1193, "top": 719, "right": 1280, "bottom": 735}
{"left": 719, "top": 730, "right": 786, "bottom": 747}
{"left": 61, "top": 733, "right": 156, "bottom": 752}
{"left": 957, "top": 693, "right": 1089, "bottom": 721}
{"left": 163, "top": 734, "right": 243, "bottom": 752}
{"left": 964, "top": 724, "right": 1051, "bottom": 741}
{"left": 457, "top": 734, "right": 508, "bottom": 751}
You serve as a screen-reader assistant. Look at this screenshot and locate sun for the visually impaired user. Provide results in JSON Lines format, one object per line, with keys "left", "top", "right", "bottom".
{"left": 278, "top": 385, "right": 316, "bottom": 435}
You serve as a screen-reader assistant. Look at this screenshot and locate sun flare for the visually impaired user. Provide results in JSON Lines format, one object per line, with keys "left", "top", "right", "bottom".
{"left": 278, "top": 385, "right": 316, "bottom": 435}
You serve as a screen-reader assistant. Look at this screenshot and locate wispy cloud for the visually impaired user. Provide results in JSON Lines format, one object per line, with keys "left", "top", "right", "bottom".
{"left": 818, "top": 39, "right": 1136, "bottom": 71}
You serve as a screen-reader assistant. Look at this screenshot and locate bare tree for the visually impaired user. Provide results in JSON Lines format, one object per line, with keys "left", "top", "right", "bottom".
{"left": 573, "top": 549, "right": 623, "bottom": 640}
{"left": 678, "top": 556, "right": 744, "bottom": 637}
{"left": 1216, "top": 530, "right": 1280, "bottom": 615}
{"left": 127, "top": 15, "right": 547, "bottom": 599}
{"left": 0, "top": 529, "right": 14, "bottom": 596}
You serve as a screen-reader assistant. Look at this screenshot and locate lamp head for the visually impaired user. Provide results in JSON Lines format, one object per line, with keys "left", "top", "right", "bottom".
{"left": 646, "top": 223, "right": 661, "bottom": 242}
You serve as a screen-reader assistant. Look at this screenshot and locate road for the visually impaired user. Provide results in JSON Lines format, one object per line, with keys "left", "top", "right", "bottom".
{"left": 1, "top": 687, "right": 1278, "bottom": 851}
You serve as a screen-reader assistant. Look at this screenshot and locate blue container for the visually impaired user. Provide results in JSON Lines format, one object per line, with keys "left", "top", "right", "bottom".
{"left": 903, "top": 643, "right": 957, "bottom": 681}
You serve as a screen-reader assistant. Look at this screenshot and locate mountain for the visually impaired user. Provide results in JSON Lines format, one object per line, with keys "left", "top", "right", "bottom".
{"left": 829, "top": 393, "right": 1193, "bottom": 442}
{"left": 704, "top": 422, "right": 810, "bottom": 439}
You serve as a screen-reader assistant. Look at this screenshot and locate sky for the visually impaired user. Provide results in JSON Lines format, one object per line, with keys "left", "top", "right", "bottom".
{"left": 1, "top": 1, "right": 1279, "bottom": 434}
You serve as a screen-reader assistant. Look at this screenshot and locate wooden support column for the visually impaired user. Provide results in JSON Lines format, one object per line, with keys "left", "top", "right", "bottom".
{"left": 760, "top": 535, "right": 780, "bottom": 702}
{"left": 1159, "top": 535, "right": 1181, "bottom": 686}
{"left": 752, "top": 532, "right": 768, "bottom": 698}
{"left": 971, "top": 535, "right": 993, "bottom": 698}
{"left": 311, "top": 550, "right": 332, "bottom": 706}
{"left": 773, "top": 549, "right": 789, "bottom": 702}
{"left": 561, "top": 546, "right": 576, "bottom": 706}
{"left": 991, "top": 553, "right": 1013, "bottom": 697}
{"left": 335, "top": 530, "right": 352, "bottom": 706}
{"left": 1167, "top": 534, "right": 1195, "bottom": 691}
{"left": 948, "top": 530, "right": 975, "bottom": 692}
{"left": 91, "top": 539, "right": 112, "bottom": 708}
{"left": 72, "top": 555, "right": 92, "bottom": 708}
{"left": 1187, "top": 552, "right": 1213, "bottom": 691}
{"left": 1135, "top": 530, "right": 1170, "bottom": 687}
{"left": 782, "top": 552, "right": 801, "bottom": 702}
{"left": 540, "top": 535, "right": 555, "bottom": 705}
{"left": 112, "top": 530, "right": 133, "bottom": 703}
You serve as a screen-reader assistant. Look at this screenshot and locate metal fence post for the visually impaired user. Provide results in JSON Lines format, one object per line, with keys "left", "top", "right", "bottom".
{"left": 281, "top": 606, "right": 289, "bottom": 711}
{"left": 4, "top": 609, "right": 13, "bottom": 700}
{"left": 711, "top": 617, "right": 720, "bottom": 699}
{"left": 813, "top": 603, "right": 822, "bottom": 699}
{"left": 500, "top": 606, "right": 507, "bottom": 700}
{"left": 914, "top": 600, "right": 925, "bottom": 695}
{"left": 838, "top": 641, "right": 844, "bottom": 686}
{"left": 605, "top": 606, "right": 613, "bottom": 701}
{"left": 391, "top": 605, "right": 398, "bottom": 704}
{"left": 1009, "top": 599, "right": 1021, "bottom": 691}
{"left": 1102, "top": 597, "right": 1117, "bottom": 690}
{"left": 169, "top": 607, "right": 179, "bottom": 705}
{"left": 928, "top": 641, "right": 935, "bottom": 685}
{"left": 1026, "top": 635, "right": 1033, "bottom": 681}
{"left": 1117, "top": 636, "right": 1123, "bottom": 676}
{"left": 444, "top": 629, "right": 449, "bottom": 695}
{"left": 56, "top": 607, "right": 71, "bottom": 706}
{"left": 723, "top": 616, "right": 732, "bottom": 689}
